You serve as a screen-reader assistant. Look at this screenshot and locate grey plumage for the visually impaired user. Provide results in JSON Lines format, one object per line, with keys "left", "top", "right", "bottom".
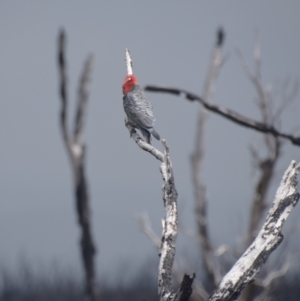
{"left": 123, "top": 84, "right": 160, "bottom": 144}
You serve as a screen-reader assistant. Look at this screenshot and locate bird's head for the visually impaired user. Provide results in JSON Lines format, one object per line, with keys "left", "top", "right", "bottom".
{"left": 122, "top": 74, "right": 138, "bottom": 95}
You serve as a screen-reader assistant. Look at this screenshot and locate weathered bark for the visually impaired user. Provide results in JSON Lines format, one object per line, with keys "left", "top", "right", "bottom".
{"left": 125, "top": 48, "right": 194, "bottom": 301}
{"left": 208, "top": 161, "right": 300, "bottom": 301}
{"left": 237, "top": 37, "right": 284, "bottom": 300}
{"left": 235, "top": 42, "right": 283, "bottom": 247}
{"left": 136, "top": 212, "right": 208, "bottom": 301}
{"left": 125, "top": 119, "right": 195, "bottom": 301}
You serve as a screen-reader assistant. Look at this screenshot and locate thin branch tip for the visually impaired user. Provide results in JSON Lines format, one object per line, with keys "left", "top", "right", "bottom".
{"left": 162, "top": 139, "right": 168, "bottom": 148}
{"left": 125, "top": 48, "right": 133, "bottom": 75}
{"left": 87, "top": 53, "right": 94, "bottom": 63}
{"left": 217, "top": 27, "right": 225, "bottom": 47}
{"left": 290, "top": 160, "right": 300, "bottom": 170}
{"left": 59, "top": 28, "right": 65, "bottom": 40}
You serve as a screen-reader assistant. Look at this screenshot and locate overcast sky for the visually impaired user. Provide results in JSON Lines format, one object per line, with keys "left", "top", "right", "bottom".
{"left": 0, "top": 1, "right": 299, "bottom": 279}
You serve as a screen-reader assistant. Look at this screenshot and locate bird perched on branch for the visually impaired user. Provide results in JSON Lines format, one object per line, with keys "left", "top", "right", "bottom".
{"left": 122, "top": 74, "right": 160, "bottom": 144}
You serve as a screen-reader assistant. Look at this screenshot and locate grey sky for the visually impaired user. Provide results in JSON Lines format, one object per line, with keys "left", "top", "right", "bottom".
{"left": 0, "top": 1, "right": 299, "bottom": 277}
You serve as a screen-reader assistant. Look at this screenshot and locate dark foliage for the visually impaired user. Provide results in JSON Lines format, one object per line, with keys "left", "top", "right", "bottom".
{"left": 0, "top": 263, "right": 300, "bottom": 301}
{"left": 0, "top": 262, "right": 158, "bottom": 301}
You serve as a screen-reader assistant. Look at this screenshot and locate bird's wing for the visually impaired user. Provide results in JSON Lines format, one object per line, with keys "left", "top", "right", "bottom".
{"left": 124, "top": 88, "right": 155, "bottom": 129}
{"left": 125, "top": 101, "right": 155, "bottom": 128}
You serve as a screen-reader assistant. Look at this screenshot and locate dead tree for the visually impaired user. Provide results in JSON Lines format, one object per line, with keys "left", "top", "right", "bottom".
{"left": 125, "top": 49, "right": 195, "bottom": 301}
{"left": 125, "top": 120, "right": 195, "bottom": 301}
{"left": 57, "top": 30, "right": 98, "bottom": 301}
{"left": 238, "top": 37, "right": 282, "bottom": 301}
{"left": 191, "top": 28, "right": 225, "bottom": 291}
{"left": 208, "top": 161, "right": 299, "bottom": 301}
{"left": 124, "top": 48, "right": 300, "bottom": 301}
{"left": 144, "top": 29, "right": 300, "bottom": 301}
{"left": 236, "top": 38, "right": 298, "bottom": 245}
{"left": 236, "top": 34, "right": 298, "bottom": 301}
{"left": 135, "top": 212, "right": 208, "bottom": 301}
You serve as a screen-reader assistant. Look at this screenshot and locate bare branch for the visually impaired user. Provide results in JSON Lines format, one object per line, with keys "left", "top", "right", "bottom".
{"left": 144, "top": 85, "right": 300, "bottom": 147}
{"left": 125, "top": 48, "right": 133, "bottom": 75}
{"left": 214, "top": 245, "right": 240, "bottom": 259}
{"left": 253, "top": 30, "right": 262, "bottom": 80}
{"left": 236, "top": 40, "right": 283, "bottom": 249}
{"left": 58, "top": 30, "right": 73, "bottom": 161}
{"left": 236, "top": 48, "right": 271, "bottom": 125}
{"left": 158, "top": 140, "right": 178, "bottom": 297}
{"left": 272, "top": 79, "right": 299, "bottom": 123}
{"left": 125, "top": 123, "right": 194, "bottom": 300}
{"left": 74, "top": 54, "right": 93, "bottom": 146}
{"left": 253, "top": 260, "right": 289, "bottom": 301}
{"left": 247, "top": 143, "right": 280, "bottom": 243}
{"left": 135, "top": 212, "right": 161, "bottom": 248}
{"left": 173, "top": 274, "right": 196, "bottom": 301}
{"left": 191, "top": 28, "right": 224, "bottom": 289}
{"left": 159, "top": 140, "right": 194, "bottom": 301}
{"left": 136, "top": 212, "right": 208, "bottom": 301}
{"left": 248, "top": 144, "right": 261, "bottom": 169}
{"left": 125, "top": 118, "right": 164, "bottom": 162}
{"left": 208, "top": 161, "right": 300, "bottom": 301}
{"left": 255, "top": 260, "right": 289, "bottom": 288}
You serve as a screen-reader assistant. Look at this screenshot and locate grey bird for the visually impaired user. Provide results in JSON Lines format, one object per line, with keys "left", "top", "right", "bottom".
{"left": 122, "top": 74, "right": 160, "bottom": 144}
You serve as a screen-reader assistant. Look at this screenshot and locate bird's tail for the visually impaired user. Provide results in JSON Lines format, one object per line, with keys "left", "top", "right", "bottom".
{"left": 140, "top": 128, "right": 152, "bottom": 144}
{"left": 151, "top": 129, "right": 160, "bottom": 141}
{"left": 140, "top": 128, "right": 160, "bottom": 144}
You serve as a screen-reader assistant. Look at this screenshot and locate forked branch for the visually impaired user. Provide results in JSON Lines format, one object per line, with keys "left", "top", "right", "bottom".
{"left": 57, "top": 30, "right": 97, "bottom": 301}
{"left": 136, "top": 212, "right": 208, "bottom": 301}
{"left": 208, "top": 161, "right": 300, "bottom": 301}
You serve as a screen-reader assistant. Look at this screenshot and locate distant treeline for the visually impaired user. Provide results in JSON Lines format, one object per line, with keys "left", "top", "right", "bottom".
{"left": 0, "top": 261, "right": 299, "bottom": 301}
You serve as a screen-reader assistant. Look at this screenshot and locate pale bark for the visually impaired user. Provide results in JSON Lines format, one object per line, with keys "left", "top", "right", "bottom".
{"left": 237, "top": 42, "right": 280, "bottom": 245}
{"left": 125, "top": 49, "right": 194, "bottom": 301}
{"left": 236, "top": 35, "right": 298, "bottom": 300}
{"left": 136, "top": 212, "right": 208, "bottom": 301}
{"left": 125, "top": 119, "right": 194, "bottom": 301}
{"left": 208, "top": 161, "right": 300, "bottom": 301}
